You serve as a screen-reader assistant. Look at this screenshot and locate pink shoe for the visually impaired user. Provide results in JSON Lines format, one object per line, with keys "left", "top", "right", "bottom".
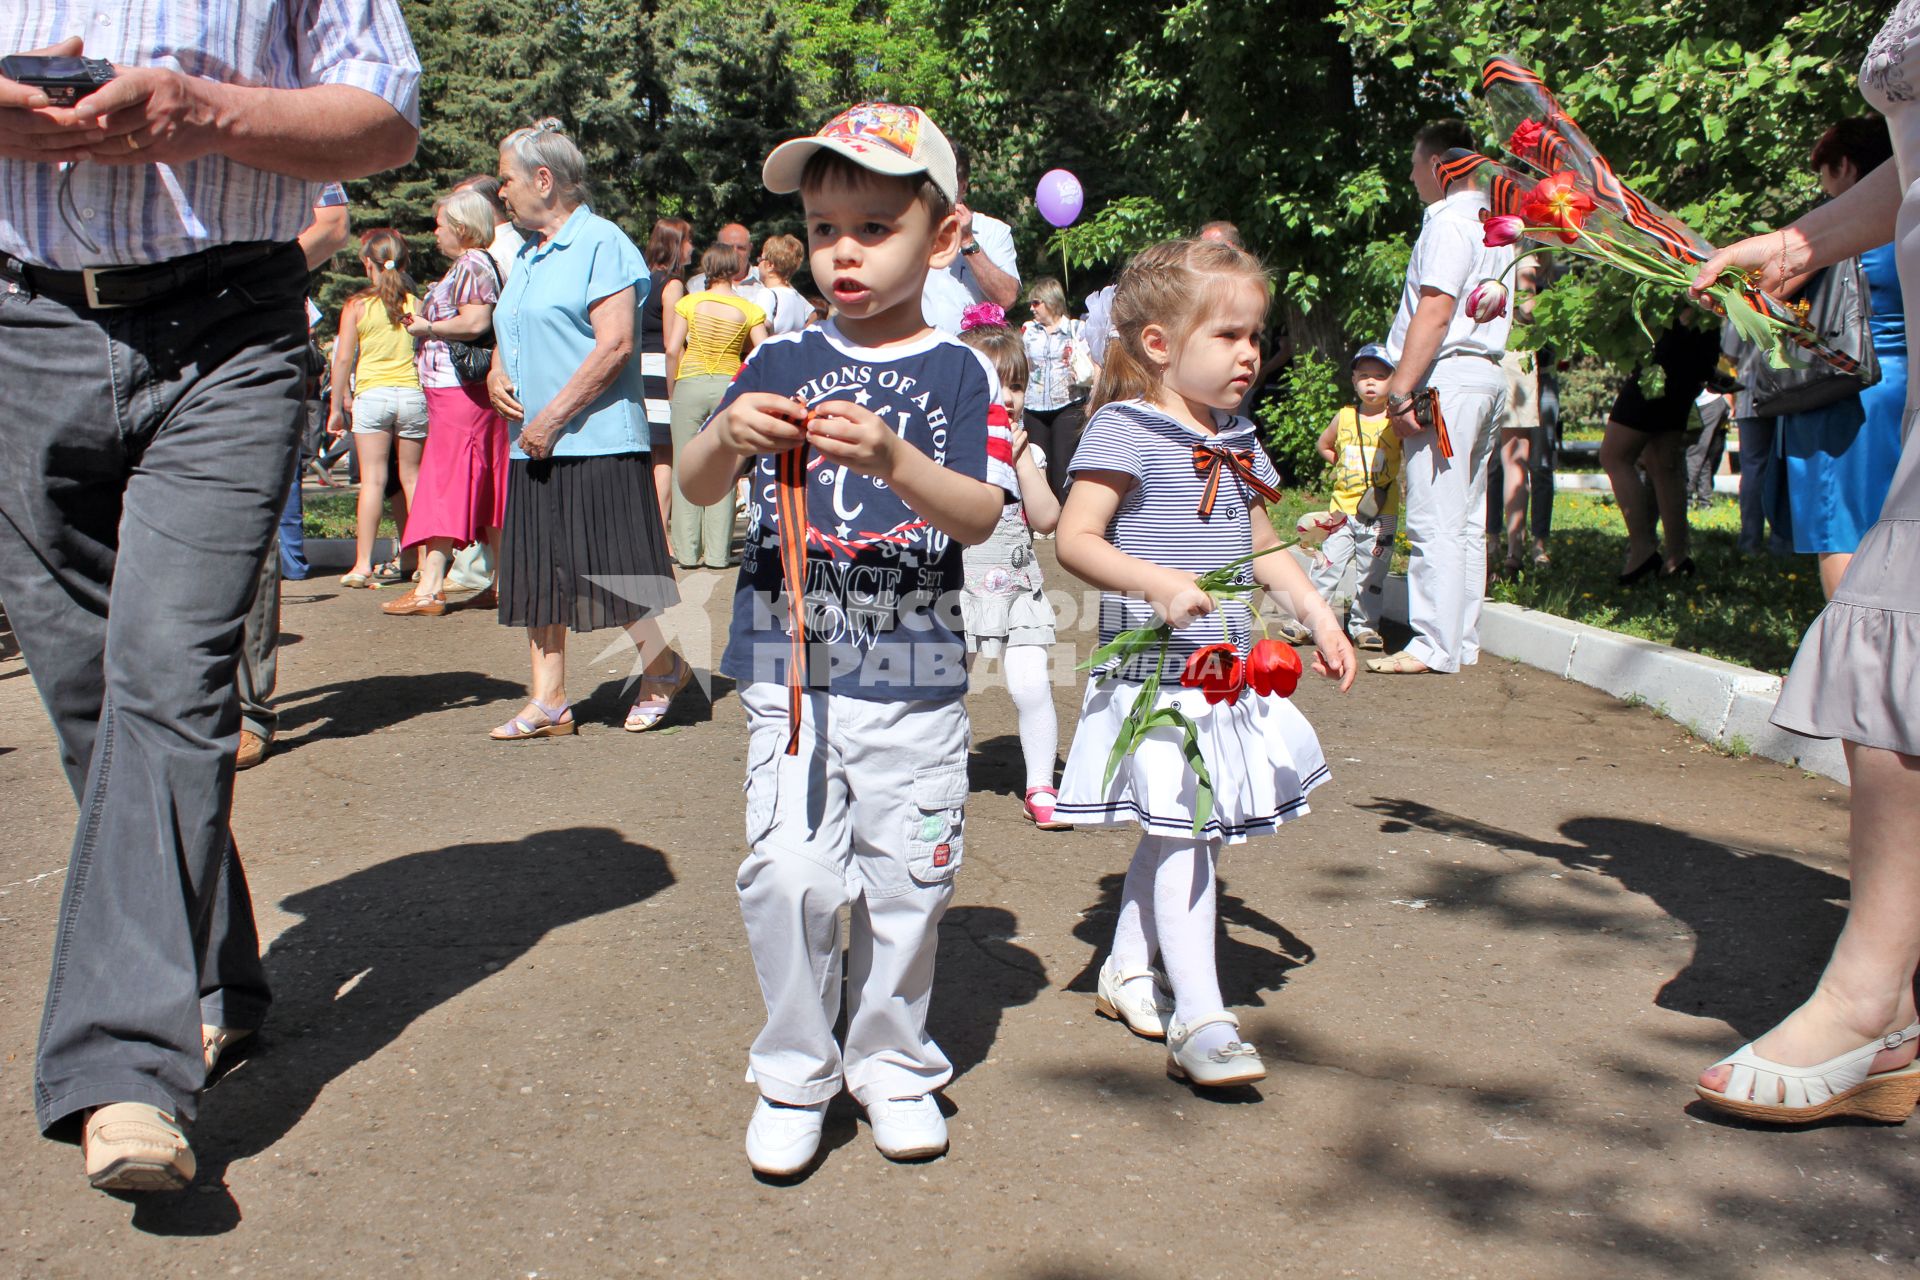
{"left": 1023, "top": 786, "right": 1072, "bottom": 831}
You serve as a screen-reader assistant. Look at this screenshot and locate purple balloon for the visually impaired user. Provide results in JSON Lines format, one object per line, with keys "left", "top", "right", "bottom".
{"left": 1036, "top": 168, "right": 1084, "bottom": 228}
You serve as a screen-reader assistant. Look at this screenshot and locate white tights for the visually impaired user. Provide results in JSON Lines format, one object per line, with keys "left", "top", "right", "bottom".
{"left": 1109, "top": 834, "right": 1230, "bottom": 1049}
{"left": 1001, "top": 644, "right": 1058, "bottom": 791}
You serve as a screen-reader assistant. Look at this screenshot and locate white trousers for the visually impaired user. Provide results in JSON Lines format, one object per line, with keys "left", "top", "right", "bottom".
{"left": 1401, "top": 357, "right": 1506, "bottom": 672}
{"left": 736, "top": 683, "right": 970, "bottom": 1106}
{"left": 1306, "top": 513, "right": 1396, "bottom": 631}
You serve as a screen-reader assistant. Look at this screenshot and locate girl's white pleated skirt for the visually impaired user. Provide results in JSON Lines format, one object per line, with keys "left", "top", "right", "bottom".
{"left": 1054, "top": 677, "right": 1330, "bottom": 845}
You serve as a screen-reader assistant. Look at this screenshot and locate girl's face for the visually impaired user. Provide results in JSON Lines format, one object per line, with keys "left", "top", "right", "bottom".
{"left": 1000, "top": 375, "right": 1026, "bottom": 421}
{"left": 1152, "top": 278, "right": 1266, "bottom": 412}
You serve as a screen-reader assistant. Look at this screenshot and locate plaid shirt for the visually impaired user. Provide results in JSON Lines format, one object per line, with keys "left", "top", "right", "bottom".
{"left": 0, "top": 1, "right": 419, "bottom": 269}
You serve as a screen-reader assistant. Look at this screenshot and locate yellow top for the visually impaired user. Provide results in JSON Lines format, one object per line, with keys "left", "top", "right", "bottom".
{"left": 353, "top": 292, "right": 421, "bottom": 391}
{"left": 1328, "top": 405, "right": 1401, "bottom": 519}
{"left": 674, "top": 291, "right": 766, "bottom": 378}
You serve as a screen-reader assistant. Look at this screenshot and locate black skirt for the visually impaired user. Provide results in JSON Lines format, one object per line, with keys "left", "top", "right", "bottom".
{"left": 499, "top": 451, "right": 679, "bottom": 632}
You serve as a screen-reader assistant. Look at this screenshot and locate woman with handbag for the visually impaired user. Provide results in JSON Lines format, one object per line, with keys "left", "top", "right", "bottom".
{"left": 387, "top": 188, "right": 512, "bottom": 616}
{"left": 1779, "top": 118, "right": 1903, "bottom": 599}
{"left": 1021, "top": 277, "right": 1093, "bottom": 502}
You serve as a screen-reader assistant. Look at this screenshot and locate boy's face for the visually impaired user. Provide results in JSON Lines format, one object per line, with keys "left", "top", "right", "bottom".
{"left": 802, "top": 171, "right": 959, "bottom": 327}
{"left": 1351, "top": 358, "right": 1392, "bottom": 404}
{"left": 1154, "top": 278, "right": 1266, "bottom": 412}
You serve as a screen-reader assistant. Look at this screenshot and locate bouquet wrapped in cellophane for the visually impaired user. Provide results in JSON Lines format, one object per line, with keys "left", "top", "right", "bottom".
{"left": 1441, "top": 56, "right": 1858, "bottom": 374}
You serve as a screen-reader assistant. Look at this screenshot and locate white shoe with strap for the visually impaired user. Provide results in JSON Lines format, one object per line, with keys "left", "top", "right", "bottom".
{"left": 1094, "top": 957, "right": 1174, "bottom": 1039}
{"left": 1697, "top": 1021, "right": 1920, "bottom": 1125}
{"left": 1166, "top": 1011, "right": 1267, "bottom": 1088}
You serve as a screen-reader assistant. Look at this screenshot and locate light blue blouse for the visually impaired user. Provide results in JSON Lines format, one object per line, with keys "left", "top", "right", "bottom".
{"left": 494, "top": 206, "right": 652, "bottom": 458}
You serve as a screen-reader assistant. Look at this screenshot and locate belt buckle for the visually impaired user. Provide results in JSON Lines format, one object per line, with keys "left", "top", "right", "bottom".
{"left": 80, "top": 268, "right": 126, "bottom": 311}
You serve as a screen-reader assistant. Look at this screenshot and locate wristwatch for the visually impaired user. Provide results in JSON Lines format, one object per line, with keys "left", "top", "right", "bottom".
{"left": 1386, "top": 391, "right": 1414, "bottom": 413}
{"left": 960, "top": 241, "right": 981, "bottom": 257}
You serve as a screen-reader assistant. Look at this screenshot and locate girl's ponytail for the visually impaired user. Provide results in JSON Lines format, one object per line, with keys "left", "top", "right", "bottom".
{"left": 1088, "top": 237, "right": 1270, "bottom": 415}
{"left": 359, "top": 228, "right": 413, "bottom": 328}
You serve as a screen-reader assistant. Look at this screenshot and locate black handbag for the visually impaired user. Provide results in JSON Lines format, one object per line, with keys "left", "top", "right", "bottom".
{"left": 444, "top": 254, "right": 503, "bottom": 386}
{"left": 1749, "top": 257, "right": 1881, "bottom": 416}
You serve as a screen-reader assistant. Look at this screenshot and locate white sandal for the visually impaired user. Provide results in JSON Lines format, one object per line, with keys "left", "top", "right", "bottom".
{"left": 1094, "top": 958, "right": 1174, "bottom": 1039}
{"left": 1166, "top": 1011, "right": 1266, "bottom": 1088}
{"left": 1696, "top": 1021, "right": 1920, "bottom": 1124}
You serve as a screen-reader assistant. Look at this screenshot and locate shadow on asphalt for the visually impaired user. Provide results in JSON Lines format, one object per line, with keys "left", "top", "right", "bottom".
{"left": 931, "top": 906, "right": 1049, "bottom": 1086}
{"left": 270, "top": 669, "right": 527, "bottom": 757}
{"left": 128, "top": 826, "right": 674, "bottom": 1237}
{"left": 1356, "top": 796, "right": 1845, "bottom": 1038}
{"left": 970, "top": 733, "right": 1064, "bottom": 801}
{"left": 1065, "top": 872, "right": 1316, "bottom": 1010}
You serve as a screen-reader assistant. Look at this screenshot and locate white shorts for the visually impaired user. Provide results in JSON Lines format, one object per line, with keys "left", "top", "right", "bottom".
{"left": 351, "top": 385, "right": 430, "bottom": 440}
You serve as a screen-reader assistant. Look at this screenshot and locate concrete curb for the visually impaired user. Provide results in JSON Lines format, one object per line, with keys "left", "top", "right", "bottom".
{"left": 1554, "top": 472, "right": 1739, "bottom": 495}
{"left": 1292, "top": 547, "right": 1848, "bottom": 784}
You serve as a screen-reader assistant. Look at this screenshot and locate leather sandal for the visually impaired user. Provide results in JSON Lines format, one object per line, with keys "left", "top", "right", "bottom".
{"left": 1364, "top": 651, "right": 1433, "bottom": 675}
{"left": 1696, "top": 1022, "right": 1920, "bottom": 1125}
{"left": 381, "top": 590, "right": 447, "bottom": 616}
{"left": 491, "top": 699, "right": 575, "bottom": 741}
{"left": 625, "top": 653, "right": 692, "bottom": 732}
{"left": 1022, "top": 785, "right": 1072, "bottom": 830}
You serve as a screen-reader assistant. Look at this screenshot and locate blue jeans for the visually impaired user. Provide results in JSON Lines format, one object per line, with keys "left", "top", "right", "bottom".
{"left": 0, "top": 244, "right": 306, "bottom": 1137}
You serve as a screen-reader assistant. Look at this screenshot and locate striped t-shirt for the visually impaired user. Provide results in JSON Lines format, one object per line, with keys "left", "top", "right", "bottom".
{"left": 1069, "top": 400, "right": 1282, "bottom": 682}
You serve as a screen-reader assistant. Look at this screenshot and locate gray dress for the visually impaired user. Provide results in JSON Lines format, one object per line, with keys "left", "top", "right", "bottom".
{"left": 1771, "top": 0, "right": 1920, "bottom": 754}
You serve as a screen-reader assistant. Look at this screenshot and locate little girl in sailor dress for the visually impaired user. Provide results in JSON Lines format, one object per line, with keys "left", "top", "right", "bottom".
{"left": 1053, "top": 237, "right": 1356, "bottom": 1088}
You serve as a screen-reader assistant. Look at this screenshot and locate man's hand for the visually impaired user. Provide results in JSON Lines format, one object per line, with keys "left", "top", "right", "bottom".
{"left": 1388, "top": 401, "right": 1423, "bottom": 441}
{"left": 0, "top": 37, "right": 103, "bottom": 163}
{"left": 63, "top": 66, "right": 222, "bottom": 166}
{"left": 712, "top": 392, "right": 807, "bottom": 457}
{"left": 954, "top": 201, "right": 976, "bottom": 249}
{"left": 806, "top": 399, "right": 900, "bottom": 478}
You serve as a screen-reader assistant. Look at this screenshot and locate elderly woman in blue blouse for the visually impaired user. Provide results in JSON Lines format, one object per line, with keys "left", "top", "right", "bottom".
{"left": 485, "top": 119, "right": 691, "bottom": 740}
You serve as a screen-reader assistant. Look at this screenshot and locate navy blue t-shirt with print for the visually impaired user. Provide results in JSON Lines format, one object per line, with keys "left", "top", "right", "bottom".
{"left": 1069, "top": 400, "right": 1283, "bottom": 683}
{"left": 712, "top": 321, "right": 1018, "bottom": 702}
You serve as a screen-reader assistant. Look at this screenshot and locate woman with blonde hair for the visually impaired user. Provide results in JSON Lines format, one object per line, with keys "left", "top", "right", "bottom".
{"left": 665, "top": 242, "right": 767, "bottom": 569}
{"left": 384, "top": 188, "right": 511, "bottom": 615}
{"left": 1021, "top": 275, "right": 1091, "bottom": 501}
{"left": 756, "top": 233, "right": 810, "bottom": 336}
{"left": 328, "top": 228, "right": 425, "bottom": 587}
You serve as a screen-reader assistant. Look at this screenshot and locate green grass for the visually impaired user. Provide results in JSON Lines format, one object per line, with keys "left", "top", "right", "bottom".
{"left": 1488, "top": 492, "right": 1822, "bottom": 675}
{"left": 302, "top": 491, "right": 397, "bottom": 540}
{"left": 1269, "top": 489, "right": 1825, "bottom": 675}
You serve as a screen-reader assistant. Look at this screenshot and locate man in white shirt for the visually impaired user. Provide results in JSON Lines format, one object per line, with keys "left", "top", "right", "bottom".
{"left": 690, "top": 221, "right": 774, "bottom": 312}
{"left": 1376, "top": 120, "right": 1514, "bottom": 675}
{"left": 922, "top": 147, "right": 1020, "bottom": 333}
{"left": 454, "top": 173, "right": 522, "bottom": 278}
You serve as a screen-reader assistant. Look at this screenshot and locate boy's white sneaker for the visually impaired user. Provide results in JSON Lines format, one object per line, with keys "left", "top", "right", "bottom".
{"left": 745, "top": 1098, "right": 828, "bottom": 1176}
{"left": 865, "top": 1095, "right": 948, "bottom": 1161}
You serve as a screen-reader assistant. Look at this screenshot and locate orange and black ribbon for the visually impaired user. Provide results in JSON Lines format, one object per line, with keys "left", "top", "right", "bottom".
{"left": 1192, "top": 445, "right": 1283, "bottom": 520}
{"left": 775, "top": 434, "right": 809, "bottom": 755}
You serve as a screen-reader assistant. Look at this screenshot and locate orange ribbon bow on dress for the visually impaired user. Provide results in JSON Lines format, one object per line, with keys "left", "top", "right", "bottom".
{"left": 1191, "top": 444, "right": 1284, "bottom": 519}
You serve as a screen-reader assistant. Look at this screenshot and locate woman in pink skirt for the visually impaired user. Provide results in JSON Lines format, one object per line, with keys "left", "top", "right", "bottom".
{"left": 386, "top": 187, "right": 511, "bottom": 616}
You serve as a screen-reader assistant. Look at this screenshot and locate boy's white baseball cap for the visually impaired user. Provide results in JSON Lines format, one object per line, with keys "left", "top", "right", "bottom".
{"left": 763, "top": 103, "right": 959, "bottom": 205}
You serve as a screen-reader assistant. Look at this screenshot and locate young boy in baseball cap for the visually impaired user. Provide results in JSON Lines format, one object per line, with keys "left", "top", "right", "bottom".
{"left": 1308, "top": 343, "right": 1404, "bottom": 651}
{"left": 677, "top": 104, "right": 1018, "bottom": 1177}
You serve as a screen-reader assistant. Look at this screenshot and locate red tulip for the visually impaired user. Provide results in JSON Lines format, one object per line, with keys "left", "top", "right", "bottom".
{"left": 1246, "top": 638, "right": 1303, "bottom": 698}
{"left": 1520, "top": 172, "right": 1597, "bottom": 245}
{"left": 1464, "top": 279, "right": 1509, "bottom": 323}
{"left": 1482, "top": 214, "right": 1524, "bottom": 247}
{"left": 1180, "top": 643, "right": 1246, "bottom": 706}
{"left": 1506, "top": 118, "right": 1545, "bottom": 160}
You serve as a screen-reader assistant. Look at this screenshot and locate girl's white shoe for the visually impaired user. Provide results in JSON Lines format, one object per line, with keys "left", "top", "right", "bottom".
{"left": 1094, "top": 958, "right": 1174, "bottom": 1039}
{"left": 1166, "top": 1011, "right": 1267, "bottom": 1088}
{"left": 1697, "top": 1021, "right": 1920, "bottom": 1125}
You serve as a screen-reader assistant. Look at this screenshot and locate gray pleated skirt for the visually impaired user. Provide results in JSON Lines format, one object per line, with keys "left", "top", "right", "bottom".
{"left": 499, "top": 451, "right": 679, "bottom": 633}
{"left": 1772, "top": 412, "right": 1920, "bottom": 754}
